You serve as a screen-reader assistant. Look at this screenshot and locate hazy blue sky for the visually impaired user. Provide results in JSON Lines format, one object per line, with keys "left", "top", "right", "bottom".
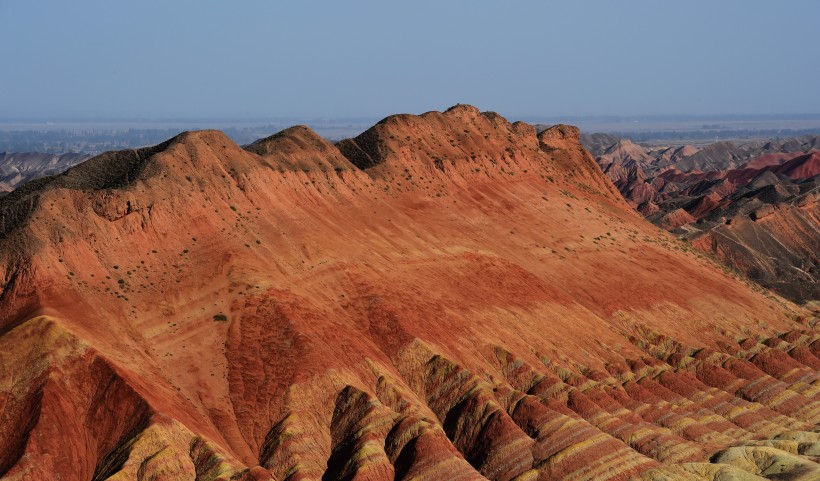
{"left": 1, "top": 1, "right": 818, "bottom": 120}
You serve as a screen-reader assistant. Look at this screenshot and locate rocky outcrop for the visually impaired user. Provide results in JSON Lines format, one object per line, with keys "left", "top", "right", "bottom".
{"left": 658, "top": 208, "right": 696, "bottom": 230}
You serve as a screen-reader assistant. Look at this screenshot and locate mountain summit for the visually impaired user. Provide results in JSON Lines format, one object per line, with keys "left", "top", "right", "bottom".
{"left": 0, "top": 106, "right": 817, "bottom": 481}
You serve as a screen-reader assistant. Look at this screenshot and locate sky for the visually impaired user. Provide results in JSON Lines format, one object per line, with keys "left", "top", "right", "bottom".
{"left": 1, "top": 0, "right": 818, "bottom": 120}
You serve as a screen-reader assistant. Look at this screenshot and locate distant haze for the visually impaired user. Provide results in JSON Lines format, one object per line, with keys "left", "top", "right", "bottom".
{"left": 1, "top": 0, "right": 818, "bottom": 120}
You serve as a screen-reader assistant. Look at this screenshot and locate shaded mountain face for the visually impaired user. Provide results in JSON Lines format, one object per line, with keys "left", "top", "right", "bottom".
{"left": 578, "top": 132, "right": 622, "bottom": 156}
{"left": 0, "top": 151, "right": 92, "bottom": 193}
{"left": 584, "top": 134, "right": 820, "bottom": 305}
{"left": 0, "top": 106, "right": 818, "bottom": 481}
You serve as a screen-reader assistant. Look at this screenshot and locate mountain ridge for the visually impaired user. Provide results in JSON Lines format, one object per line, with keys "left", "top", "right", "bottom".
{"left": 0, "top": 106, "right": 817, "bottom": 481}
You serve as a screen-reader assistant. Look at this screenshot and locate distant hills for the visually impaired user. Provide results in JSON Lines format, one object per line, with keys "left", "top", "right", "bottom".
{"left": 0, "top": 152, "right": 92, "bottom": 193}
{"left": 0, "top": 121, "right": 373, "bottom": 153}
{"left": 582, "top": 133, "right": 820, "bottom": 304}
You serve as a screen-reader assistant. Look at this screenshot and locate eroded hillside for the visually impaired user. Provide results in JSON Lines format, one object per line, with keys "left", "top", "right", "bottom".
{"left": 585, "top": 135, "right": 819, "bottom": 304}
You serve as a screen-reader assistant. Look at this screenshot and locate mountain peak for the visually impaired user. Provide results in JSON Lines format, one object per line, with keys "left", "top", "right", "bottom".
{"left": 538, "top": 124, "right": 581, "bottom": 143}
{"left": 245, "top": 125, "right": 355, "bottom": 173}
{"left": 337, "top": 105, "right": 549, "bottom": 181}
{"left": 443, "top": 102, "right": 482, "bottom": 119}
{"left": 171, "top": 128, "right": 234, "bottom": 144}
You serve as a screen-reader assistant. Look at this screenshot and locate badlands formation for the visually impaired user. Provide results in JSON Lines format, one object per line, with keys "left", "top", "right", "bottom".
{"left": 587, "top": 137, "right": 819, "bottom": 305}
{"left": 0, "top": 106, "right": 817, "bottom": 481}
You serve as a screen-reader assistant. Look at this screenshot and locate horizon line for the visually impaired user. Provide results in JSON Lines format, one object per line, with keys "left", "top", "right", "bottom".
{"left": 3, "top": 112, "right": 820, "bottom": 124}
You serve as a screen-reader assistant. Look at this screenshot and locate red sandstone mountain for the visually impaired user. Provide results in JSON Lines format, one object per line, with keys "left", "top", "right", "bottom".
{"left": 0, "top": 106, "right": 818, "bottom": 481}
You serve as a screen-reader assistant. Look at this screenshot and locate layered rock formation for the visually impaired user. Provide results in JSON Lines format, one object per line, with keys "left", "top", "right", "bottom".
{"left": 0, "top": 106, "right": 817, "bottom": 481}
{"left": 585, "top": 135, "right": 819, "bottom": 304}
